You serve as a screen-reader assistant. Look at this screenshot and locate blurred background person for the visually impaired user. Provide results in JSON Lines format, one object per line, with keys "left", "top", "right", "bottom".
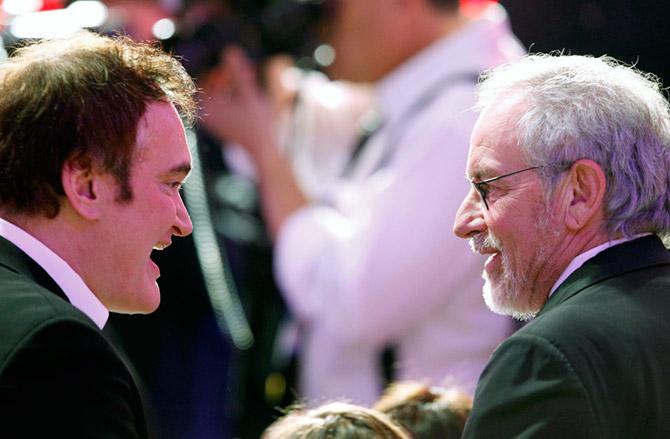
{"left": 262, "top": 401, "right": 410, "bottom": 439}
{"left": 201, "top": 0, "right": 524, "bottom": 407}
{"left": 375, "top": 380, "right": 472, "bottom": 438}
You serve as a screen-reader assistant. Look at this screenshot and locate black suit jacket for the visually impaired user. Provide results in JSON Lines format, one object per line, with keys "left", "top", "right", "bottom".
{"left": 464, "top": 235, "right": 670, "bottom": 438}
{"left": 0, "top": 236, "right": 147, "bottom": 437}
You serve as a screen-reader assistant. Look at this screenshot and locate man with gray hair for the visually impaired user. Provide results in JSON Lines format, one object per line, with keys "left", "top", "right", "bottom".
{"left": 453, "top": 54, "right": 670, "bottom": 437}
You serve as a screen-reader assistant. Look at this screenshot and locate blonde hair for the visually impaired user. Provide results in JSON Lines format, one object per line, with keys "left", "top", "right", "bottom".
{"left": 263, "top": 401, "right": 409, "bottom": 439}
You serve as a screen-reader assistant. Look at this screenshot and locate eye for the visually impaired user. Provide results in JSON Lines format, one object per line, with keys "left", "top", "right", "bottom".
{"left": 168, "top": 181, "right": 183, "bottom": 191}
{"left": 475, "top": 181, "right": 491, "bottom": 198}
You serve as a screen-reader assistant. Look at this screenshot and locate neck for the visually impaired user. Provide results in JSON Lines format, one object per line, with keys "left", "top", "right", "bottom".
{"left": 375, "top": 9, "right": 467, "bottom": 82}
{"left": 536, "top": 226, "right": 611, "bottom": 299}
{"left": 404, "top": 9, "right": 466, "bottom": 63}
{"left": 2, "top": 209, "right": 89, "bottom": 279}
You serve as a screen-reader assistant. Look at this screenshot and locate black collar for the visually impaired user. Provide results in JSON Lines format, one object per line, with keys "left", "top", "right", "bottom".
{"left": 538, "top": 235, "right": 670, "bottom": 317}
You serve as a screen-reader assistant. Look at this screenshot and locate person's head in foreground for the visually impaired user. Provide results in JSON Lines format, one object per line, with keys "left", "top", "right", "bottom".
{"left": 374, "top": 380, "right": 472, "bottom": 438}
{"left": 453, "top": 53, "right": 670, "bottom": 320}
{"left": 262, "top": 401, "right": 410, "bottom": 438}
{"left": 0, "top": 31, "right": 197, "bottom": 314}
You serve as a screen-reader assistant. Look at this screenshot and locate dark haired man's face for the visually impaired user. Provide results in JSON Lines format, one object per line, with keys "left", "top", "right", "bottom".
{"left": 94, "top": 101, "right": 193, "bottom": 313}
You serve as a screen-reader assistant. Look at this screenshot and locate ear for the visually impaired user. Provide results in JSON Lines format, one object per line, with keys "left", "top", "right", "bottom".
{"left": 61, "top": 159, "right": 108, "bottom": 220}
{"left": 560, "top": 159, "right": 607, "bottom": 232}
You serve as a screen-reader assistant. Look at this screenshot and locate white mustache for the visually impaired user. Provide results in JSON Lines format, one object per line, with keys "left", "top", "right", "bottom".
{"left": 469, "top": 233, "right": 503, "bottom": 254}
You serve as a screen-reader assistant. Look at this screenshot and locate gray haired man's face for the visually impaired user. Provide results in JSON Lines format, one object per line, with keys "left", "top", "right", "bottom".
{"left": 454, "top": 105, "right": 562, "bottom": 320}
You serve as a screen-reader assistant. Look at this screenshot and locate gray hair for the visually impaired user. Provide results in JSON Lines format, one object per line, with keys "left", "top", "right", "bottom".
{"left": 476, "top": 54, "right": 670, "bottom": 241}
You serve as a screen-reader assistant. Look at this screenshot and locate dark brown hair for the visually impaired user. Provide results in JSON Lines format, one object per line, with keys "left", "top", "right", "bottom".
{"left": 375, "top": 381, "right": 472, "bottom": 439}
{"left": 0, "top": 31, "right": 197, "bottom": 217}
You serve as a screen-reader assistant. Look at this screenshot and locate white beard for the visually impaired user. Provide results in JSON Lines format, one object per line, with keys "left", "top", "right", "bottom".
{"left": 471, "top": 205, "right": 558, "bottom": 321}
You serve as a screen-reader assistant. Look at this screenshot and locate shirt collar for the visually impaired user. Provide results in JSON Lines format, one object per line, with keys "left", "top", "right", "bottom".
{"left": 549, "top": 233, "right": 653, "bottom": 296}
{"left": 0, "top": 217, "right": 108, "bottom": 329}
{"left": 375, "top": 2, "right": 520, "bottom": 124}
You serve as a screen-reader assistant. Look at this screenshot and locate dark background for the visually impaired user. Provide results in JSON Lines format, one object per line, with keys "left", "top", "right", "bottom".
{"left": 500, "top": 0, "right": 670, "bottom": 85}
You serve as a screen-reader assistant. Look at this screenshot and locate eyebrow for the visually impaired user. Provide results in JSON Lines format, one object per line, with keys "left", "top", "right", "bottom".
{"left": 168, "top": 162, "right": 192, "bottom": 175}
{"left": 467, "top": 168, "right": 493, "bottom": 183}
{"left": 467, "top": 143, "right": 502, "bottom": 181}
{"left": 161, "top": 162, "right": 192, "bottom": 181}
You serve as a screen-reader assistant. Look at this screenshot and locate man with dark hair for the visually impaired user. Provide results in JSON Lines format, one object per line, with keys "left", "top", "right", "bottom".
{"left": 454, "top": 54, "right": 670, "bottom": 436}
{"left": 0, "top": 31, "right": 196, "bottom": 436}
{"left": 202, "top": 0, "right": 524, "bottom": 405}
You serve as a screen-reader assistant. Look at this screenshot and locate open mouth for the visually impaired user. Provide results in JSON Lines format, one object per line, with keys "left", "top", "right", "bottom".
{"left": 153, "top": 241, "right": 171, "bottom": 251}
{"left": 484, "top": 251, "right": 502, "bottom": 271}
{"left": 148, "top": 254, "right": 161, "bottom": 278}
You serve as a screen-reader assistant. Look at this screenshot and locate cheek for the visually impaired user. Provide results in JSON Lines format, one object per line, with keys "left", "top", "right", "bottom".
{"left": 158, "top": 194, "right": 183, "bottom": 225}
{"left": 131, "top": 190, "right": 175, "bottom": 228}
{"left": 488, "top": 216, "right": 530, "bottom": 262}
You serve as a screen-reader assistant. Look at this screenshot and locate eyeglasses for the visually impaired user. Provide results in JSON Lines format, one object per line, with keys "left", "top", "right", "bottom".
{"left": 471, "top": 166, "right": 542, "bottom": 210}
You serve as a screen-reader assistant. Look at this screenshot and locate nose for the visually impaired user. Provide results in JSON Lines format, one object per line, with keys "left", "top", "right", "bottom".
{"left": 453, "top": 188, "right": 486, "bottom": 239}
{"left": 173, "top": 193, "right": 193, "bottom": 237}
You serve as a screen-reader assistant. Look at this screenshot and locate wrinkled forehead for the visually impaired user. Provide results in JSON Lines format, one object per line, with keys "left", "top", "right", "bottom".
{"left": 467, "top": 102, "right": 527, "bottom": 180}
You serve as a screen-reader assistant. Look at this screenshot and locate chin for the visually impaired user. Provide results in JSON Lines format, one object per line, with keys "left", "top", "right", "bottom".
{"left": 109, "top": 297, "right": 160, "bottom": 314}
{"left": 114, "top": 283, "right": 161, "bottom": 314}
{"left": 134, "top": 299, "right": 160, "bottom": 314}
{"left": 482, "top": 278, "right": 539, "bottom": 322}
{"left": 136, "top": 282, "right": 161, "bottom": 314}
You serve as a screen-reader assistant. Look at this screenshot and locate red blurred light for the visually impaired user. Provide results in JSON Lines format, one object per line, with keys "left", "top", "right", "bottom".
{"left": 40, "top": 0, "right": 66, "bottom": 11}
{"left": 460, "top": 0, "right": 499, "bottom": 18}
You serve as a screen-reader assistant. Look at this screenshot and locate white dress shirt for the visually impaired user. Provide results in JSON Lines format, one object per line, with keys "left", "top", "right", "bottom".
{"left": 0, "top": 217, "right": 108, "bottom": 329}
{"left": 275, "top": 4, "right": 526, "bottom": 405}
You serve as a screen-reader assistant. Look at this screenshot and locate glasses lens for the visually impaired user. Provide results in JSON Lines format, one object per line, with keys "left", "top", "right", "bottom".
{"left": 473, "top": 184, "right": 488, "bottom": 210}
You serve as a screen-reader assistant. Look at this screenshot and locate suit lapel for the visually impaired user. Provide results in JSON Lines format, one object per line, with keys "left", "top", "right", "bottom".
{"left": 0, "top": 235, "right": 69, "bottom": 302}
{"left": 538, "top": 235, "right": 670, "bottom": 316}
